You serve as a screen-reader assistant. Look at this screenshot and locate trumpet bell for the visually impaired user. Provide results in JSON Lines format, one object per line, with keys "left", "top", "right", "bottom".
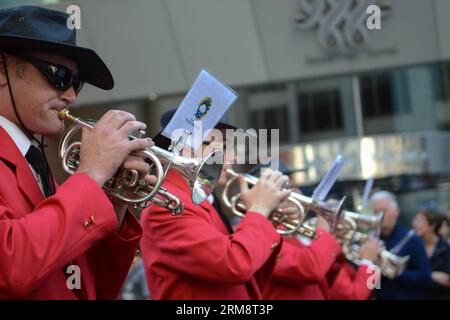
{"left": 334, "top": 210, "right": 384, "bottom": 242}
{"left": 379, "top": 250, "right": 410, "bottom": 279}
{"left": 353, "top": 211, "right": 384, "bottom": 237}
{"left": 288, "top": 193, "right": 347, "bottom": 236}
{"left": 154, "top": 147, "right": 223, "bottom": 205}
{"left": 191, "top": 150, "right": 223, "bottom": 204}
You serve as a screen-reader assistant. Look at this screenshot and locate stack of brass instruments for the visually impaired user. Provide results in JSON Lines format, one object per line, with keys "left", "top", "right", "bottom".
{"left": 378, "top": 250, "right": 410, "bottom": 279}
{"left": 221, "top": 168, "right": 347, "bottom": 236}
{"left": 337, "top": 211, "right": 410, "bottom": 279}
{"left": 307, "top": 209, "right": 410, "bottom": 279}
{"left": 221, "top": 167, "right": 410, "bottom": 278}
{"left": 342, "top": 234, "right": 410, "bottom": 279}
{"left": 302, "top": 212, "right": 409, "bottom": 278}
{"left": 58, "top": 108, "right": 224, "bottom": 215}
{"left": 333, "top": 210, "right": 384, "bottom": 242}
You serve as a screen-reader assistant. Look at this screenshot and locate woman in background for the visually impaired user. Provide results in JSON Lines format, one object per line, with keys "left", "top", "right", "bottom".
{"left": 413, "top": 208, "right": 450, "bottom": 299}
{"left": 438, "top": 216, "right": 450, "bottom": 245}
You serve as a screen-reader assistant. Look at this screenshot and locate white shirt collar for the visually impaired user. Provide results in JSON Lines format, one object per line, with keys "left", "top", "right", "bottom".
{"left": 0, "top": 115, "right": 31, "bottom": 156}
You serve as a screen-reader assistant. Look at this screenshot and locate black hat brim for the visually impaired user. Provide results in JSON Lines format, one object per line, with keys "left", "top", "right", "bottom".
{"left": 0, "top": 35, "right": 114, "bottom": 90}
{"left": 215, "top": 122, "right": 237, "bottom": 130}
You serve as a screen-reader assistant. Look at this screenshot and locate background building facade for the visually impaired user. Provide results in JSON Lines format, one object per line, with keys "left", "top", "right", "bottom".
{"left": 4, "top": 0, "right": 449, "bottom": 221}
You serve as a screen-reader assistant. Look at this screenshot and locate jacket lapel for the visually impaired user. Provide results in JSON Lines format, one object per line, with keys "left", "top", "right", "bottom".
{"left": 17, "top": 158, "right": 45, "bottom": 206}
{"left": 0, "top": 127, "right": 44, "bottom": 207}
{"left": 165, "top": 170, "right": 212, "bottom": 212}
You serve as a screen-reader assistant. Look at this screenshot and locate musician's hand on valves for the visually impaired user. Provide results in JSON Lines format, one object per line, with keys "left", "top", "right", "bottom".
{"left": 76, "top": 110, "right": 153, "bottom": 186}
{"left": 123, "top": 150, "right": 158, "bottom": 187}
{"left": 277, "top": 199, "right": 301, "bottom": 220}
{"left": 239, "top": 169, "right": 291, "bottom": 218}
{"left": 316, "top": 215, "right": 331, "bottom": 233}
{"left": 111, "top": 151, "right": 157, "bottom": 230}
{"left": 360, "top": 237, "right": 383, "bottom": 262}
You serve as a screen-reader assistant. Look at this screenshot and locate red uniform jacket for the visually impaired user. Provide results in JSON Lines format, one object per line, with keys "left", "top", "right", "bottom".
{"left": 140, "top": 170, "right": 282, "bottom": 300}
{"left": 327, "top": 255, "right": 375, "bottom": 300}
{"left": 263, "top": 230, "right": 341, "bottom": 300}
{"left": 0, "top": 127, "right": 142, "bottom": 299}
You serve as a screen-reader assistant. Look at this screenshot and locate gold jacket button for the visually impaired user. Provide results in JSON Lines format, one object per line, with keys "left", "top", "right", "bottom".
{"left": 271, "top": 242, "right": 278, "bottom": 250}
{"left": 83, "top": 220, "right": 91, "bottom": 230}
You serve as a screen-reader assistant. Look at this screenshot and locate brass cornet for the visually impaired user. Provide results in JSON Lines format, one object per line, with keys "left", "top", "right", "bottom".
{"left": 334, "top": 210, "right": 385, "bottom": 242}
{"left": 221, "top": 169, "right": 347, "bottom": 236}
{"left": 378, "top": 250, "right": 410, "bottom": 279}
{"left": 303, "top": 212, "right": 409, "bottom": 278}
{"left": 298, "top": 209, "right": 382, "bottom": 242}
{"left": 342, "top": 233, "right": 410, "bottom": 279}
{"left": 324, "top": 209, "right": 409, "bottom": 278}
{"left": 58, "top": 108, "right": 223, "bottom": 215}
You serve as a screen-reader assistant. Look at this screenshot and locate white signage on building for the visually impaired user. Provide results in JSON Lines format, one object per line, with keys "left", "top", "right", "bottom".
{"left": 294, "top": 0, "right": 392, "bottom": 57}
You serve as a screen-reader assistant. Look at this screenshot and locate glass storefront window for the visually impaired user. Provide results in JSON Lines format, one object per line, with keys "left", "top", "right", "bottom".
{"left": 435, "top": 62, "right": 450, "bottom": 131}
{"left": 295, "top": 75, "right": 356, "bottom": 143}
{"left": 360, "top": 71, "right": 411, "bottom": 118}
{"left": 249, "top": 105, "right": 290, "bottom": 144}
{"left": 360, "top": 62, "right": 450, "bottom": 135}
{"left": 298, "top": 88, "right": 343, "bottom": 134}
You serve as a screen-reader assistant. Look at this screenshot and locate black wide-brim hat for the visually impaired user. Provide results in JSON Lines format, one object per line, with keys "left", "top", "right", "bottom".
{"left": 0, "top": 5, "right": 114, "bottom": 90}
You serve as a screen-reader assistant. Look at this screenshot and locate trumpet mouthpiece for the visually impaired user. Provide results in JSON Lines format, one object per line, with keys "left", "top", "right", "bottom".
{"left": 58, "top": 108, "right": 71, "bottom": 121}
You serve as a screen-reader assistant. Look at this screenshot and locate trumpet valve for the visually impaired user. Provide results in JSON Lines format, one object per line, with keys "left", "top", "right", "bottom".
{"left": 119, "top": 169, "right": 140, "bottom": 188}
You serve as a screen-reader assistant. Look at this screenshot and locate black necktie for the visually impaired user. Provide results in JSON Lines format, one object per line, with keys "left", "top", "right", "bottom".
{"left": 25, "top": 145, "right": 54, "bottom": 197}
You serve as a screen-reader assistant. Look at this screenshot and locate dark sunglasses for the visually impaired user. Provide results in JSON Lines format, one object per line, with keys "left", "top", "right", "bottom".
{"left": 11, "top": 52, "right": 84, "bottom": 95}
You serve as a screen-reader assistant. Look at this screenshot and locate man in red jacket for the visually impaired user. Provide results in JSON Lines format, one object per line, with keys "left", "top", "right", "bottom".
{"left": 327, "top": 238, "right": 383, "bottom": 300}
{"left": 0, "top": 6, "right": 153, "bottom": 299}
{"left": 140, "top": 110, "right": 293, "bottom": 299}
{"left": 263, "top": 229, "right": 382, "bottom": 300}
{"left": 262, "top": 215, "right": 341, "bottom": 300}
